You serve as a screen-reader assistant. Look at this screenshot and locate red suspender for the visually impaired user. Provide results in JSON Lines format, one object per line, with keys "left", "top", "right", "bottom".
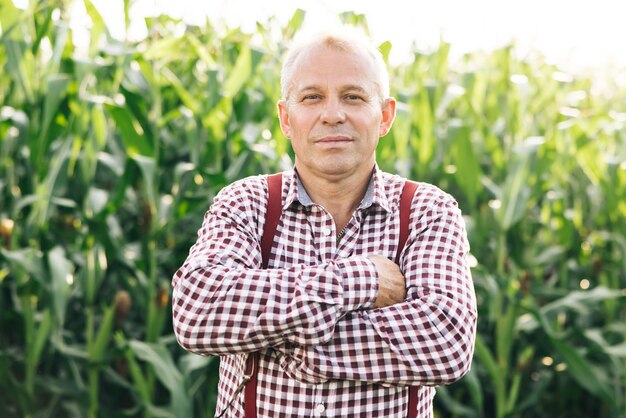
{"left": 260, "top": 173, "right": 284, "bottom": 269}
{"left": 397, "top": 180, "right": 419, "bottom": 418}
{"left": 244, "top": 173, "right": 283, "bottom": 418}
{"left": 397, "top": 180, "right": 418, "bottom": 265}
{"left": 245, "top": 175, "right": 419, "bottom": 418}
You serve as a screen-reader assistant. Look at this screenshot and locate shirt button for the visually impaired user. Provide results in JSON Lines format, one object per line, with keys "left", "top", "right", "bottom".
{"left": 322, "top": 228, "right": 332, "bottom": 236}
{"left": 316, "top": 404, "right": 326, "bottom": 414}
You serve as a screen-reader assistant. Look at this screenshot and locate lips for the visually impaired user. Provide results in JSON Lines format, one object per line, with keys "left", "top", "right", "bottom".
{"left": 314, "top": 135, "right": 353, "bottom": 143}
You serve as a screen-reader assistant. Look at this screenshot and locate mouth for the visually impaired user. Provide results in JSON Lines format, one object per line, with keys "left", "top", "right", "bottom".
{"left": 314, "top": 135, "right": 353, "bottom": 144}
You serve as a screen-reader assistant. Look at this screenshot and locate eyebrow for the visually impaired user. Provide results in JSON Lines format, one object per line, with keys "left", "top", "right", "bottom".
{"left": 341, "top": 85, "right": 370, "bottom": 95}
{"left": 295, "top": 84, "right": 371, "bottom": 95}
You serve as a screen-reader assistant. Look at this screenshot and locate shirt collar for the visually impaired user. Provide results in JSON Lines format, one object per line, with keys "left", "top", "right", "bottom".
{"left": 282, "top": 166, "right": 391, "bottom": 213}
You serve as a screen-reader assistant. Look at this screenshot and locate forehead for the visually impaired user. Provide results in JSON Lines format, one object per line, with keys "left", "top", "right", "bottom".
{"left": 289, "top": 44, "right": 379, "bottom": 93}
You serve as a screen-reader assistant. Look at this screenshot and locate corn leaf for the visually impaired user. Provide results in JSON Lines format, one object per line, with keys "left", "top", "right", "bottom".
{"left": 223, "top": 46, "right": 251, "bottom": 98}
{"left": 129, "top": 340, "right": 191, "bottom": 418}
{"left": 105, "top": 103, "right": 153, "bottom": 157}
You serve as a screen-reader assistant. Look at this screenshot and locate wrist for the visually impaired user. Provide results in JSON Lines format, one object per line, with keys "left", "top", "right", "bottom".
{"left": 335, "top": 257, "right": 378, "bottom": 311}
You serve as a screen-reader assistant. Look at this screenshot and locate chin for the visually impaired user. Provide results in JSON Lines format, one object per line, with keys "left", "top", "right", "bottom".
{"left": 318, "top": 163, "right": 358, "bottom": 178}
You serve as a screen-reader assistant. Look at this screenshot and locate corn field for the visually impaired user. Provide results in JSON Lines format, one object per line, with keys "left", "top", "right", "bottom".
{"left": 1, "top": 1, "right": 625, "bottom": 417}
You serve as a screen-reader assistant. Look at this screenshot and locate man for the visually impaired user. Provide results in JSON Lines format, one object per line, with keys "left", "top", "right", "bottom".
{"left": 172, "top": 26, "right": 477, "bottom": 418}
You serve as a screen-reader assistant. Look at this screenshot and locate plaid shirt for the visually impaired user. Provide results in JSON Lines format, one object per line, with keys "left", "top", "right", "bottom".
{"left": 172, "top": 167, "right": 477, "bottom": 417}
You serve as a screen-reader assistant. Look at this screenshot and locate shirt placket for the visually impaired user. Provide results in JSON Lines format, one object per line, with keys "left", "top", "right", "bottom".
{"left": 336, "top": 210, "right": 363, "bottom": 258}
{"left": 312, "top": 391, "right": 327, "bottom": 417}
{"left": 309, "top": 205, "right": 337, "bottom": 261}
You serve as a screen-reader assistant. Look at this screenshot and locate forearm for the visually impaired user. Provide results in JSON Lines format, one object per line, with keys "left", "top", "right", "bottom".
{"left": 276, "top": 191, "right": 477, "bottom": 387}
{"left": 276, "top": 292, "right": 476, "bottom": 386}
{"left": 172, "top": 256, "right": 378, "bottom": 356}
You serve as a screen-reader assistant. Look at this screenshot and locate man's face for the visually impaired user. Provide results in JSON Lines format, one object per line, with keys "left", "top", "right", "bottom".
{"left": 278, "top": 44, "right": 395, "bottom": 181}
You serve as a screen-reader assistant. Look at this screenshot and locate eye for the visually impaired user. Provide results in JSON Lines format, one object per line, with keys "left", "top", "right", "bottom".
{"left": 345, "top": 94, "right": 364, "bottom": 102}
{"left": 302, "top": 94, "right": 322, "bottom": 101}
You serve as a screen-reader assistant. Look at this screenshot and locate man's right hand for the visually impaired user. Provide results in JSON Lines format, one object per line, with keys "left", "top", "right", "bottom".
{"left": 368, "top": 254, "right": 407, "bottom": 308}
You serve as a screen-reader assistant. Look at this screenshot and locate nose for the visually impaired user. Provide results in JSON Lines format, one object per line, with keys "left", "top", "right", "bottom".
{"left": 320, "top": 97, "right": 345, "bottom": 125}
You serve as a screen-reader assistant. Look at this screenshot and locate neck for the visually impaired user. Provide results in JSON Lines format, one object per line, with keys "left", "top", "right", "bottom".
{"left": 296, "top": 165, "right": 374, "bottom": 230}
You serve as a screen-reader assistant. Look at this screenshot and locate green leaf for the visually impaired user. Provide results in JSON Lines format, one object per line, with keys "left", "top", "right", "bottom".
{"left": 412, "top": 90, "right": 435, "bottom": 172}
{"left": 3, "top": 39, "right": 35, "bottom": 103}
{"left": 451, "top": 122, "right": 481, "bottom": 208}
{"left": 161, "top": 67, "right": 201, "bottom": 113}
{"left": 517, "top": 301, "right": 557, "bottom": 338}
{"left": 115, "top": 333, "right": 150, "bottom": 401}
{"left": 186, "top": 34, "right": 216, "bottom": 67}
{"left": 129, "top": 340, "right": 191, "bottom": 418}
{"left": 31, "top": 2, "right": 52, "bottom": 53}
{"left": 83, "top": 0, "right": 108, "bottom": 56}
{"left": 89, "top": 302, "right": 116, "bottom": 362}
{"left": 47, "top": 16, "right": 69, "bottom": 74}
{"left": 25, "top": 308, "right": 52, "bottom": 397}
{"left": 223, "top": 46, "right": 251, "bottom": 98}
{"left": 34, "top": 75, "right": 71, "bottom": 167}
{"left": 86, "top": 187, "right": 109, "bottom": 217}
{"left": 32, "top": 309, "right": 52, "bottom": 367}
{"left": 495, "top": 137, "right": 542, "bottom": 229}
{"left": 105, "top": 103, "right": 153, "bottom": 157}
{"left": 542, "top": 286, "right": 624, "bottom": 317}
{"left": 435, "top": 386, "right": 476, "bottom": 416}
{"left": 378, "top": 40, "right": 392, "bottom": 64}
{"left": 551, "top": 338, "right": 614, "bottom": 403}
{"left": 496, "top": 301, "right": 517, "bottom": 371}
{"left": 284, "top": 8, "right": 306, "bottom": 37}
{"left": 29, "top": 134, "right": 73, "bottom": 227}
{"left": 123, "top": 0, "right": 131, "bottom": 31}
{"left": 0, "top": 247, "right": 45, "bottom": 280}
{"left": 178, "top": 353, "right": 213, "bottom": 378}
{"left": 91, "top": 103, "right": 108, "bottom": 154}
{"left": 131, "top": 154, "right": 157, "bottom": 217}
{"left": 143, "top": 36, "right": 185, "bottom": 61}
{"left": 203, "top": 96, "right": 232, "bottom": 144}
{"left": 473, "top": 334, "right": 500, "bottom": 390}
{"left": 604, "top": 343, "right": 626, "bottom": 357}
{"left": 0, "top": 0, "right": 22, "bottom": 40}
{"left": 462, "top": 367, "right": 484, "bottom": 416}
{"left": 144, "top": 403, "right": 177, "bottom": 418}
{"left": 47, "top": 246, "right": 72, "bottom": 328}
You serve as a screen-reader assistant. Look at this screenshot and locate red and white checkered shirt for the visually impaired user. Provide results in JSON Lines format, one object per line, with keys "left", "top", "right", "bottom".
{"left": 172, "top": 167, "right": 477, "bottom": 418}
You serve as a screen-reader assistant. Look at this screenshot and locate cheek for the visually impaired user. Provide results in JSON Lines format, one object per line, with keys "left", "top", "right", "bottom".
{"left": 288, "top": 114, "right": 313, "bottom": 135}
{"left": 358, "top": 112, "right": 383, "bottom": 133}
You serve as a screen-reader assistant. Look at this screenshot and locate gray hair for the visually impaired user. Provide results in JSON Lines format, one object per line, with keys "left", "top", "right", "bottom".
{"left": 280, "top": 26, "right": 390, "bottom": 103}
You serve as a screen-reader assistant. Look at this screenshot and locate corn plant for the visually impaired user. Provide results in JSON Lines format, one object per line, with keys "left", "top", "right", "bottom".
{"left": 1, "top": 1, "right": 625, "bottom": 417}
{"left": 381, "top": 41, "right": 626, "bottom": 418}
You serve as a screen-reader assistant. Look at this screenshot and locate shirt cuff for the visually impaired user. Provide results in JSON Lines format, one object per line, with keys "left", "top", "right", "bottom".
{"left": 335, "top": 257, "right": 379, "bottom": 312}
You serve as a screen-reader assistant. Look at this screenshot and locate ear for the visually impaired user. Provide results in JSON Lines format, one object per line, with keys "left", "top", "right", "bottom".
{"left": 277, "top": 100, "right": 291, "bottom": 139}
{"left": 378, "top": 97, "right": 396, "bottom": 137}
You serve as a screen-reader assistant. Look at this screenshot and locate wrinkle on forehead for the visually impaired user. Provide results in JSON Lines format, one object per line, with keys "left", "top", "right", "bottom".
{"left": 285, "top": 45, "right": 382, "bottom": 103}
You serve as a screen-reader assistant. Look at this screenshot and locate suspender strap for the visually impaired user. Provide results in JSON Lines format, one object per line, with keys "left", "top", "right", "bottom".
{"left": 246, "top": 175, "right": 420, "bottom": 418}
{"left": 261, "top": 173, "right": 284, "bottom": 269}
{"left": 396, "top": 180, "right": 418, "bottom": 265}
{"left": 398, "top": 180, "right": 419, "bottom": 418}
{"left": 407, "top": 386, "right": 419, "bottom": 418}
{"left": 244, "top": 173, "right": 283, "bottom": 418}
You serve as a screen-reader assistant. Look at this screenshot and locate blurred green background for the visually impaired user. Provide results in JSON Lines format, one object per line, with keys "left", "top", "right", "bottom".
{"left": 1, "top": 1, "right": 625, "bottom": 417}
